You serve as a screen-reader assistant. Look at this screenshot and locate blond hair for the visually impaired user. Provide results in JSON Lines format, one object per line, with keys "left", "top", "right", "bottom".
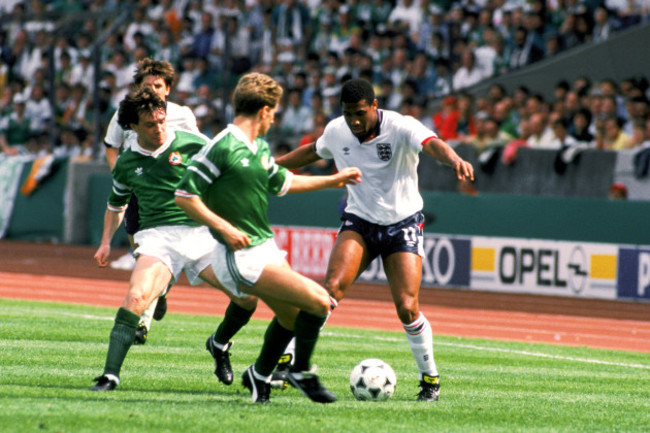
{"left": 233, "top": 72, "right": 283, "bottom": 116}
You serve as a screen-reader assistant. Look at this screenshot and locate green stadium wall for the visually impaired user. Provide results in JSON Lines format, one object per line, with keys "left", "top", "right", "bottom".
{"left": 1, "top": 157, "right": 648, "bottom": 247}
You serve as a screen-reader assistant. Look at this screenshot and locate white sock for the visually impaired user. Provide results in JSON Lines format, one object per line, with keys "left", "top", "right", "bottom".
{"left": 403, "top": 312, "right": 438, "bottom": 379}
{"left": 252, "top": 365, "right": 272, "bottom": 383}
{"left": 140, "top": 298, "right": 157, "bottom": 330}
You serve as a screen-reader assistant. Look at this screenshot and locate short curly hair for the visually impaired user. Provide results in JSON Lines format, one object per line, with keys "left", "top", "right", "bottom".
{"left": 118, "top": 87, "right": 166, "bottom": 130}
{"left": 340, "top": 78, "right": 375, "bottom": 105}
{"left": 133, "top": 58, "right": 175, "bottom": 88}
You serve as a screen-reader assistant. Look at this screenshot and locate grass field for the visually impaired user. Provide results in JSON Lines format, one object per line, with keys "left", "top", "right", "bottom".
{"left": 1, "top": 298, "right": 649, "bottom": 433}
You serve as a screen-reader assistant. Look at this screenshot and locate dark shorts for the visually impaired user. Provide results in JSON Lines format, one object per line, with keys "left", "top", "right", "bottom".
{"left": 338, "top": 211, "right": 425, "bottom": 261}
{"left": 124, "top": 194, "right": 140, "bottom": 235}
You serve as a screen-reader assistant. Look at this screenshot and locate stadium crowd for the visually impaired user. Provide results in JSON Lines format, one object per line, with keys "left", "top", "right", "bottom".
{"left": 1, "top": 0, "right": 650, "bottom": 166}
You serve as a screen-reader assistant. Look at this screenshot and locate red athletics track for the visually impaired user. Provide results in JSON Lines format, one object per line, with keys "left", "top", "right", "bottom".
{"left": 1, "top": 240, "right": 649, "bottom": 353}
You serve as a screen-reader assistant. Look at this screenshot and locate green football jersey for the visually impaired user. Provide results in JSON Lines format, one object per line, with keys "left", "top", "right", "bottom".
{"left": 108, "top": 130, "right": 207, "bottom": 230}
{"left": 176, "top": 124, "right": 291, "bottom": 247}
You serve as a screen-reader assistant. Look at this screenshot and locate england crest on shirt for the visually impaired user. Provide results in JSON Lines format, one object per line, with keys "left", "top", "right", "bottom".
{"left": 376, "top": 143, "right": 392, "bottom": 161}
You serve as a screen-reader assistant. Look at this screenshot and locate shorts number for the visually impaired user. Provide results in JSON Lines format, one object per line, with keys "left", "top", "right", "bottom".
{"left": 402, "top": 227, "right": 418, "bottom": 243}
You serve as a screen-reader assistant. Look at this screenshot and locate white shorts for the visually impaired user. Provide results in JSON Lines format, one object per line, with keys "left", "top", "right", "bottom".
{"left": 212, "top": 238, "right": 287, "bottom": 298}
{"left": 134, "top": 225, "right": 217, "bottom": 285}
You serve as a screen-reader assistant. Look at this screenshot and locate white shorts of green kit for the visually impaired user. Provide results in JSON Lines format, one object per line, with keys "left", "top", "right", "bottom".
{"left": 212, "top": 238, "right": 287, "bottom": 298}
{"left": 134, "top": 225, "right": 217, "bottom": 285}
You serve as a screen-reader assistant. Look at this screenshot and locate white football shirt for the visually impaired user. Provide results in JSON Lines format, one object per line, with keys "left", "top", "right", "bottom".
{"left": 104, "top": 101, "right": 198, "bottom": 149}
{"left": 316, "top": 109, "right": 437, "bottom": 225}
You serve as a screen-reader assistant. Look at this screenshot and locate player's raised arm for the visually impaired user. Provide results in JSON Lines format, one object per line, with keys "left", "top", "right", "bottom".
{"left": 275, "top": 142, "right": 321, "bottom": 169}
{"left": 422, "top": 137, "right": 475, "bottom": 181}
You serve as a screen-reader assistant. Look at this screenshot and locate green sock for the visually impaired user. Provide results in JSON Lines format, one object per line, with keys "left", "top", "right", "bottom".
{"left": 103, "top": 307, "right": 140, "bottom": 377}
{"left": 213, "top": 301, "right": 255, "bottom": 345}
{"left": 292, "top": 311, "right": 327, "bottom": 372}
{"left": 254, "top": 317, "right": 294, "bottom": 377}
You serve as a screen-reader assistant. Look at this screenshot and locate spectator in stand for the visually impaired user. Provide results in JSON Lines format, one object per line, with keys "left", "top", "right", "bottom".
{"left": 475, "top": 28, "right": 510, "bottom": 78}
{"left": 24, "top": 82, "right": 51, "bottom": 134}
{"left": 522, "top": 3, "right": 547, "bottom": 53}
{"left": 191, "top": 11, "right": 215, "bottom": 61}
{"left": 377, "top": 78, "right": 402, "bottom": 112}
{"left": 596, "top": 116, "right": 632, "bottom": 150}
{"left": 524, "top": 93, "right": 550, "bottom": 122}
{"left": 544, "top": 31, "right": 564, "bottom": 58}
{"left": 69, "top": 51, "right": 95, "bottom": 93}
{"left": 625, "top": 96, "right": 650, "bottom": 133}
{"left": 493, "top": 98, "right": 520, "bottom": 140}
{"left": 456, "top": 93, "right": 478, "bottom": 142}
{"left": 527, "top": 112, "right": 558, "bottom": 149}
{"left": 432, "top": 95, "right": 460, "bottom": 142}
{"left": 407, "top": 52, "right": 436, "bottom": 100}
{"left": 487, "top": 83, "right": 507, "bottom": 105}
{"left": 569, "top": 107, "right": 595, "bottom": 144}
{"left": 271, "top": 0, "right": 312, "bottom": 56}
{"left": 151, "top": 28, "right": 180, "bottom": 68}
{"left": 558, "top": 11, "right": 584, "bottom": 50}
{"left": 104, "top": 50, "right": 131, "bottom": 93}
{"left": 0, "top": 93, "right": 34, "bottom": 155}
{"left": 465, "top": 111, "right": 493, "bottom": 151}
{"left": 0, "top": 87, "right": 14, "bottom": 119}
{"left": 627, "top": 119, "right": 647, "bottom": 149}
{"left": 418, "top": 5, "right": 449, "bottom": 55}
{"left": 431, "top": 57, "right": 452, "bottom": 97}
{"left": 280, "top": 87, "right": 314, "bottom": 137}
{"left": 54, "top": 126, "right": 87, "bottom": 159}
{"left": 192, "top": 57, "right": 219, "bottom": 91}
{"left": 452, "top": 49, "right": 484, "bottom": 91}
{"left": 22, "top": 29, "right": 49, "bottom": 81}
{"left": 388, "top": 0, "right": 423, "bottom": 42}
{"left": 55, "top": 50, "right": 74, "bottom": 87}
{"left": 295, "top": 111, "right": 335, "bottom": 176}
{"left": 509, "top": 26, "right": 545, "bottom": 69}
{"left": 62, "top": 83, "right": 91, "bottom": 134}
{"left": 599, "top": 94, "right": 628, "bottom": 133}
{"left": 563, "top": 90, "right": 582, "bottom": 121}
{"left": 550, "top": 117, "right": 579, "bottom": 148}
{"left": 592, "top": 6, "right": 618, "bottom": 43}
{"left": 124, "top": 7, "right": 155, "bottom": 51}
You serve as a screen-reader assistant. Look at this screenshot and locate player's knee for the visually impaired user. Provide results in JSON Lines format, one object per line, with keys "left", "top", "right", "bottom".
{"left": 395, "top": 298, "right": 418, "bottom": 324}
{"left": 124, "top": 291, "right": 149, "bottom": 315}
{"left": 235, "top": 295, "right": 258, "bottom": 312}
{"left": 310, "top": 288, "right": 331, "bottom": 317}
{"left": 324, "top": 278, "right": 345, "bottom": 302}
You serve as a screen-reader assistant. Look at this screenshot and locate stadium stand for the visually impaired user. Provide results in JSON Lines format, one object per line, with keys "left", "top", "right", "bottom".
{"left": 1, "top": 0, "right": 649, "bottom": 197}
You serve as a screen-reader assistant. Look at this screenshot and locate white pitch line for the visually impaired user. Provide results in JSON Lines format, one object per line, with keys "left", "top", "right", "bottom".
{"left": 321, "top": 331, "right": 650, "bottom": 371}
{"left": 4, "top": 306, "right": 649, "bottom": 371}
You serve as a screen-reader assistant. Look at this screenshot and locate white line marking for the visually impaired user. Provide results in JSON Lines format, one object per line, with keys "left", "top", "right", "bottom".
{"left": 321, "top": 331, "right": 650, "bottom": 371}
{"left": 4, "top": 305, "right": 649, "bottom": 371}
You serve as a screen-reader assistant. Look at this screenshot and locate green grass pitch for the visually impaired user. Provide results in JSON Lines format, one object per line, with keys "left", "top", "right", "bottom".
{"left": 1, "top": 298, "right": 649, "bottom": 433}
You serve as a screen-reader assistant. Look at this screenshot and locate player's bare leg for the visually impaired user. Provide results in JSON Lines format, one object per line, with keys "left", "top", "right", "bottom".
{"left": 92, "top": 256, "right": 172, "bottom": 391}
{"left": 323, "top": 230, "right": 372, "bottom": 302}
{"left": 384, "top": 252, "right": 440, "bottom": 401}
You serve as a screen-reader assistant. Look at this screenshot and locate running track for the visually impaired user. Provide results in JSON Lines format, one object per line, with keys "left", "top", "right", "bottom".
{"left": 1, "top": 240, "right": 649, "bottom": 353}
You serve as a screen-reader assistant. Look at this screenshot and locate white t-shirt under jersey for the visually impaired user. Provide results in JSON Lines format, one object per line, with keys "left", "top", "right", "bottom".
{"left": 315, "top": 109, "right": 437, "bottom": 225}
{"left": 104, "top": 101, "right": 198, "bottom": 149}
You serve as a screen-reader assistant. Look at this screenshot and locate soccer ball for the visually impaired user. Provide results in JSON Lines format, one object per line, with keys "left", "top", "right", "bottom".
{"left": 349, "top": 358, "right": 397, "bottom": 401}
